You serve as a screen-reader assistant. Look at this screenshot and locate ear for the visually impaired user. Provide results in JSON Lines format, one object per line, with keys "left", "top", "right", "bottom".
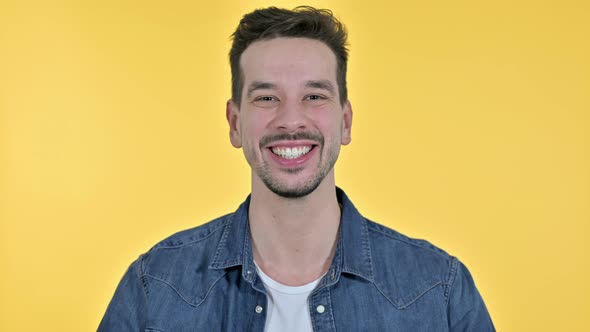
{"left": 226, "top": 99, "right": 242, "bottom": 148}
{"left": 341, "top": 100, "right": 353, "bottom": 145}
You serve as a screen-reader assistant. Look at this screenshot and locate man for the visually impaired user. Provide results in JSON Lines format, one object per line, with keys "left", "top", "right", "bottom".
{"left": 99, "top": 6, "right": 495, "bottom": 331}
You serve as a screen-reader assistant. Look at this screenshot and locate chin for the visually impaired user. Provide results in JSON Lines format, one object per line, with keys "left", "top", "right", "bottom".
{"left": 268, "top": 186, "right": 318, "bottom": 199}
{"left": 263, "top": 175, "right": 325, "bottom": 199}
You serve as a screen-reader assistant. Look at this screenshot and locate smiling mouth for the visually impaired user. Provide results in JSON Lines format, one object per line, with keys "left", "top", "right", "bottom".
{"left": 270, "top": 145, "right": 315, "bottom": 159}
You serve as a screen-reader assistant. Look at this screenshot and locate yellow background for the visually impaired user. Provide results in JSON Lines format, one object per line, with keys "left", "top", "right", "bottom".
{"left": 1, "top": 0, "right": 588, "bottom": 330}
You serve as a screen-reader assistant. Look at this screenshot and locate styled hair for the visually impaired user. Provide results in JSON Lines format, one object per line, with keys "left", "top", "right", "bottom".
{"left": 229, "top": 6, "right": 349, "bottom": 107}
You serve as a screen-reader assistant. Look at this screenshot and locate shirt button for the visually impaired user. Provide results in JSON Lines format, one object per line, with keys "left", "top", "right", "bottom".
{"left": 255, "top": 305, "right": 263, "bottom": 314}
{"left": 316, "top": 305, "right": 325, "bottom": 314}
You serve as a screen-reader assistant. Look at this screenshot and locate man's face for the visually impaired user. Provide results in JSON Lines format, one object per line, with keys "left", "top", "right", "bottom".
{"left": 227, "top": 37, "right": 352, "bottom": 198}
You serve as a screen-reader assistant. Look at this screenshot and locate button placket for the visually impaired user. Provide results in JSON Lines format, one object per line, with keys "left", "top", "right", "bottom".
{"left": 309, "top": 287, "right": 336, "bottom": 331}
{"left": 247, "top": 292, "right": 267, "bottom": 332}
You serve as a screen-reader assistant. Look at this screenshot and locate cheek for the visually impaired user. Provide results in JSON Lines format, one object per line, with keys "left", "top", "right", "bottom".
{"left": 241, "top": 122, "right": 263, "bottom": 144}
{"left": 245, "top": 112, "right": 276, "bottom": 137}
{"left": 315, "top": 115, "right": 343, "bottom": 139}
{"left": 240, "top": 117, "right": 269, "bottom": 153}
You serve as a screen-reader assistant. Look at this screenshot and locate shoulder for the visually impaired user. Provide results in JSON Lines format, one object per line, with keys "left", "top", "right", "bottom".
{"left": 366, "top": 218, "right": 452, "bottom": 262}
{"left": 128, "top": 213, "right": 236, "bottom": 306}
{"left": 364, "top": 218, "right": 459, "bottom": 308}
{"left": 363, "top": 218, "right": 494, "bottom": 328}
{"left": 138, "top": 213, "right": 233, "bottom": 279}
{"left": 151, "top": 213, "right": 233, "bottom": 250}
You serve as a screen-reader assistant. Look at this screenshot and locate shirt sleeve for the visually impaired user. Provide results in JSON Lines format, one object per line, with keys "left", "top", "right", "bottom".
{"left": 447, "top": 259, "right": 495, "bottom": 332}
{"left": 98, "top": 257, "right": 147, "bottom": 331}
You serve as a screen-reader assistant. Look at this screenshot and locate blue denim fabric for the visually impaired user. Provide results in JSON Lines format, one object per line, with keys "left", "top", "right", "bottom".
{"left": 99, "top": 188, "right": 495, "bottom": 331}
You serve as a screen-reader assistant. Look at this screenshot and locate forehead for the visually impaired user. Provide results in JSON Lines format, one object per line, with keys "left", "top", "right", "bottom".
{"left": 239, "top": 37, "right": 337, "bottom": 86}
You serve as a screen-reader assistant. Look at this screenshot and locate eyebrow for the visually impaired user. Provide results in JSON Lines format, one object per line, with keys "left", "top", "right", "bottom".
{"left": 247, "top": 81, "right": 276, "bottom": 98}
{"left": 305, "top": 80, "right": 335, "bottom": 94}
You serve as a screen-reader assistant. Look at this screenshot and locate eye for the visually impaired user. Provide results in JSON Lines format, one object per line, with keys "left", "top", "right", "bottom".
{"left": 252, "top": 95, "right": 280, "bottom": 108}
{"left": 305, "top": 94, "right": 325, "bottom": 101}
{"left": 304, "top": 94, "right": 329, "bottom": 106}
{"left": 257, "top": 96, "right": 276, "bottom": 101}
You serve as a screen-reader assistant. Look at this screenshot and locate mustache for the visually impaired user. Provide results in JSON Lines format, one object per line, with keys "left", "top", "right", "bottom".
{"left": 259, "top": 132, "right": 324, "bottom": 148}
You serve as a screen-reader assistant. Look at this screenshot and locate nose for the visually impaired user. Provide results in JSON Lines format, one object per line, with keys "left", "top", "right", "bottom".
{"left": 272, "top": 100, "right": 308, "bottom": 132}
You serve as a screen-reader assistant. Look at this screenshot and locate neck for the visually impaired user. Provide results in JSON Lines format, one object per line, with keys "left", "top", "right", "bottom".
{"left": 248, "top": 174, "right": 340, "bottom": 286}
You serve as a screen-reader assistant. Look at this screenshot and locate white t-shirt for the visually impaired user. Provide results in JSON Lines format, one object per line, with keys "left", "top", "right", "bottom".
{"left": 254, "top": 262, "right": 323, "bottom": 332}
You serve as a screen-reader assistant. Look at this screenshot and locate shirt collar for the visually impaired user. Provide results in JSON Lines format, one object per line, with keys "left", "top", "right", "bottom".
{"left": 208, "top": 187, "right": 375, "bottom": 283}
{"left": 336, "top": 187, "right": 375, "bottom": 282}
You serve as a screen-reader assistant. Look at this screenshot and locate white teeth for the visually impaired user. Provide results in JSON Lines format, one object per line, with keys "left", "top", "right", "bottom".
{"left": 271, "top": 146, "right": 312, "bottom": 159}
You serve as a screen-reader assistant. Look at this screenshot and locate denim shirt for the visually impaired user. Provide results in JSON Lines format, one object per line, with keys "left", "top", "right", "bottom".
{"left": 99, "top": 188, "right": 495, "bottom": 331}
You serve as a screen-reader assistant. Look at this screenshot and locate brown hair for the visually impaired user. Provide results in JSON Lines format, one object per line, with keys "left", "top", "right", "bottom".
{"left": 229, "top": 6, "right": 349, "bottom": 107}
